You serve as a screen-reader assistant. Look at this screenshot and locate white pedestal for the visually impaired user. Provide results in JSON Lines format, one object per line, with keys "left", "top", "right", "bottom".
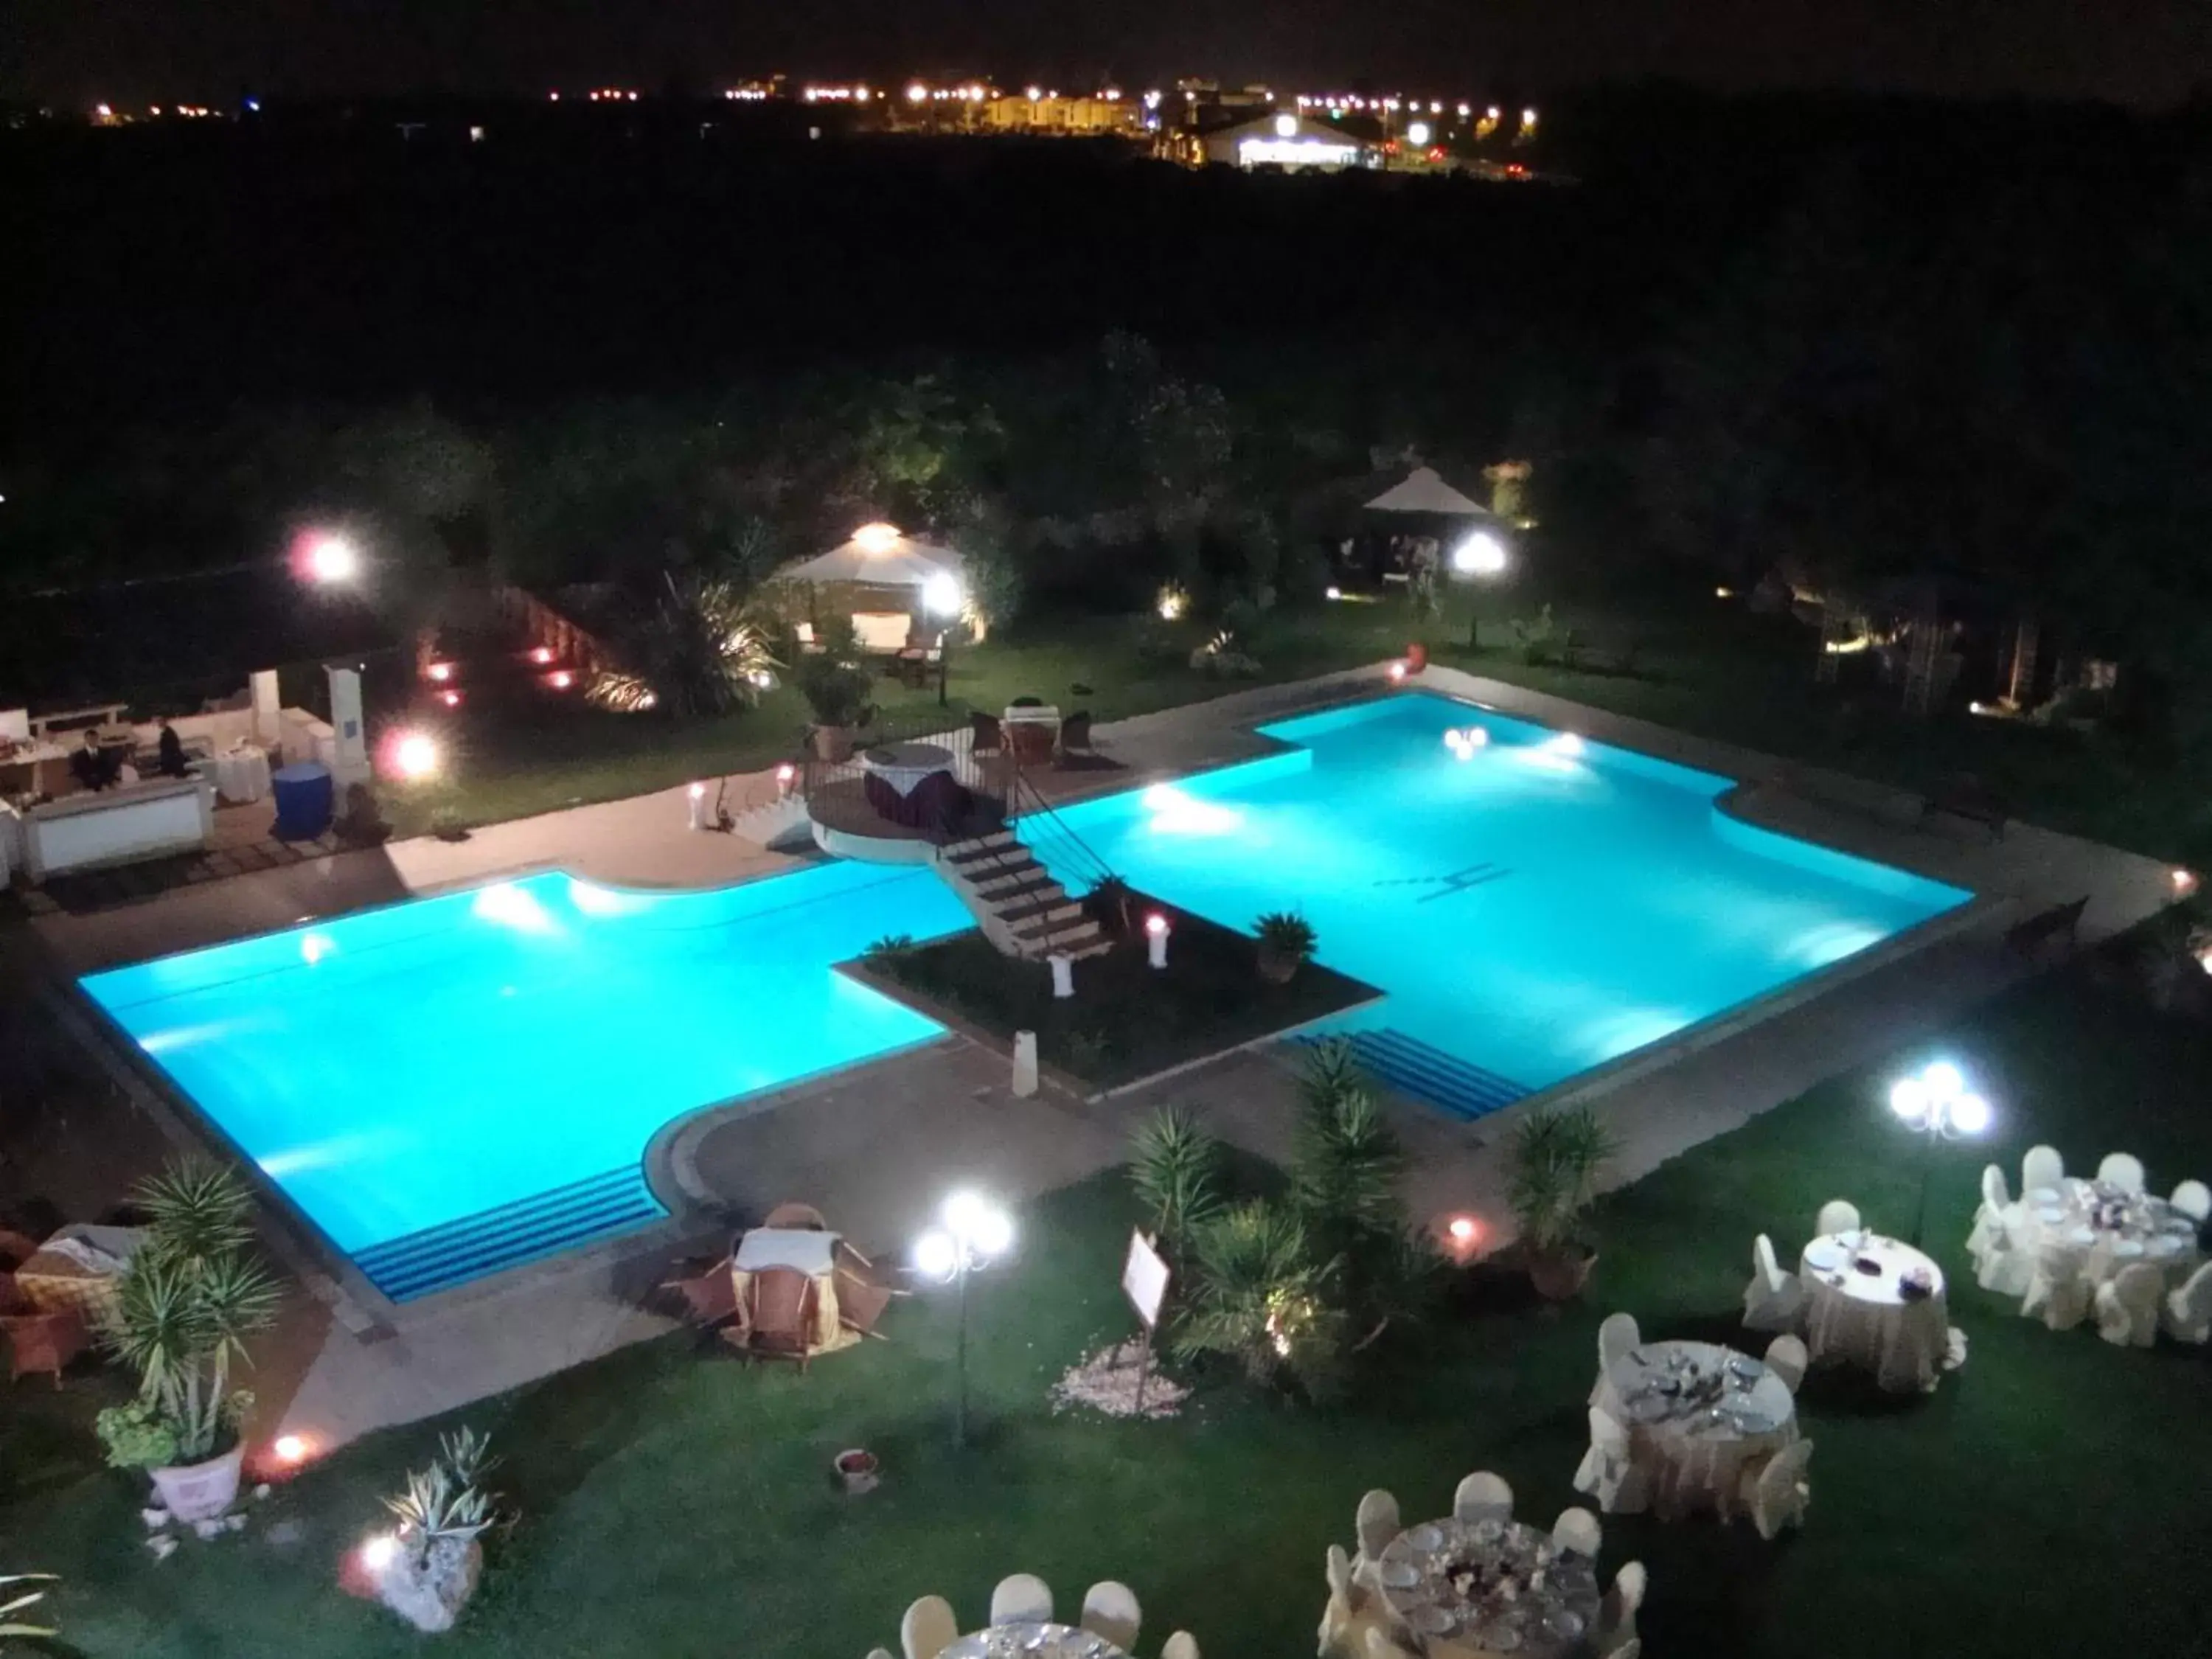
{"left": 1049, "top": 954, "right": 1074, "bottom": 999}
{"left": 1012, "top": 1031, "right": 1039, "bottom": 1097}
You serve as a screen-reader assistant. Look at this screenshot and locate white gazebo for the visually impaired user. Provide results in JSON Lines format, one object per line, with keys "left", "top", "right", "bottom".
{"left": 1363, "top": 466, "right": 1490, "bottom": 518}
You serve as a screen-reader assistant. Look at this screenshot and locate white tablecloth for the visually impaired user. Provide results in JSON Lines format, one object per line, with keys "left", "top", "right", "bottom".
{"left": 2010, "top": 1178, "right": 2201, "bottom": 1293}
{"left": 1368, "top": 1516, "right": 1601, "bottom": 1659}
{"left": 733, "top": 1227, "right": 840, "bottom": 1276}
{"left": 1592, "top": 1338, "right": 1797, "bottom": 1519}
{"left": 942, "top": 1624, "right": 1127, "bottom": 1659}
{"left": 211, "top": 744, "right": 272, "bottom": 804}
{"left": 1801, "top": 1231, "right": 1950, "bottom": 1392}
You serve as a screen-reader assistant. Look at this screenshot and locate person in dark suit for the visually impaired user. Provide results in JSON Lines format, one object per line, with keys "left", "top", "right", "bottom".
{"left": 69, "top": 731, "right": 108, "bottom": 791}
{"left": 156, "top": 718, "right": 191, "bottom": 778}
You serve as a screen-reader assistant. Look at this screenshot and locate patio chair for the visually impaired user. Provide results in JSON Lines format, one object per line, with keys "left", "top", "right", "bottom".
{"left": 1160, "top": 1635, "right": 1201, "bottom": 1659}
{"left": 3, "top": 1309, "right": 89, "bottom": 1387}
{"left": 1815, "top": 1198, "right": 1861, "bottom": 1239}
{"left": 1742, "top": 1439, "right": 1815, "bottom": 1540}
{"left": 1452, "top": 1471, "right": 1512, "bottom": 1526}
{"left": 2162, "top": 1262, "right": 2212, "bottom": 1344}
{"left": 1594, "top": 1562, "right": 1645, "bottom": 1657}
{"left": 900, "top": 1595, "right": 957, "bottom": 1659}
{"left": 1972, "top": 1167, "right": 2034, "bottom": 1296}
{"left": 0, "top": 1230, "right": 41, "bottom": 1270}
{"left": 2093, "top": 1263, "right": 2163, "bottom": 1348}
{"left": 1742, "top": 1232, "right": 1805, "bottom": 1332}
{"left": 1353, "top": 1487, "right": 1400, "bottom": 1566}
{"left": 1763, "top": 1334, "right": 1809, "bottom": 1394}
{"left": 970, "top": 712, "right": 1006, "bottom": 758}
{"left": 1078, "top": 1581, "right": 1141, "bottom": 1649}
{"left": 655, "top": 1258, "right": 738, "bottom": 1329}
{"left": 990, "top": 1573, "right": 1052, "bottom": 1626}
{"left": 0, "top": 1274, "right": 31, "bottom": 1316}
{"left": 1009, "top": 721, "right": 1055, "bottom": 768}
{"left": 1321, "top": 1543, "right": 1400, "bottom": 1659}
{"left": 1966, "top": 1164, "right": 2011, "bottom": 1265}
{"left": 1551, "top": 1506, "right": 1602, "bottom": 1559}
{"left": 1057, "top": 712, "right": 1095, "bottom": 761}
{"left": 835, "top": 1264, "right": 899, "bottom": 1338}
{"left": 2020, "top": 1144, "right": 2065, "bottom": 1200}
{"left": 724, "top": 1266, "right": 818, "bottom": 1371}
{"left": 2096, "top": 1152, "right": 2146, "bottom": 1196}
{"left": 1573, "top": 1405, "right": 1650, "bottom": 1514}
{"left": 761, "top": 1202, "right": 828, "bottom": 1231}
{"left": 2170, "top": 1180, "right": 2211, "bottom": 1222}
{"left": 2022, "top": 1245, "right": 2093, "bottom": 1332}
{"left": 1597, "top": 1311, "right": 1639, "bottom": 1376}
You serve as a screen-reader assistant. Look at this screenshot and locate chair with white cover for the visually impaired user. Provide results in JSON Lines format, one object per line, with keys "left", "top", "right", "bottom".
{"left": 1453, "top": 1471, "right": 1514, "bottom": 1526}
{"left": 2163, "top": 1262, "right": 2212, "bottom": 1344}
{"left": 1573, "top": 1405, "right": 1652, "bottom": 1514}
{"left": 1079, "top": 1582, "right": 1140, "bottom": 1649}
{"left": 1965, "top": 1164, "right": 2010, "bottom": 1263}
{"left": 2093, "top": 1262, "right": 2164, "bottom": 1348}
{"left": 2022, "top": 1242, "right": 2094, "bottom": 1332}
{"left": 900, "top": 1596, "right": 958, "bottom": 1659}
{"left": 1361, "top": 1630, "right": 1419, "bottom": 1659}
{"left": 1815, "top": 1199, "right": 1860, "bottom": 1238}
{"left": 1970, "top": 1164, "right": 2034, "bottom": 1295}
{"left": 1597, "top": 1311, "right": 1640, "bottom": 1375}
{"left": 1608, "top": 1644, "right": 1641, "bottom": 1659}
{"left": 1320, "top": 1544, "right": 1397, "bottom": 1659}
{"left": 2020, "top": 1145, "right": 2065, "bottom": 1201}
{"left": 1354, "top": 1488, "right": 1401, "bottom": 1567}
{"left": 2169, "top": 1180, "right": 2211, "bottom": 1222}
{"left": 1742, "top": 1233, "right": 1806, "bottom": 1332}
{"left": 869, "top": 1650, "right": 894, "bottom": 1659}
{"left": 1763, "top": 1333, "right": 1809, "bottom": 1394}
{"left": 1593, "top": 1561, "right": 1645, "bottom": 1656}
{"left": 1742, "top": 1439, "right": 1815, "bottom": 1541}
{"left": 2096, "top": 1152, "right": 2146, "bottom": 1196}
{"left": 990, "top": 1574, "right": 1053, "bottom": 1627}
{"left": 1551, "top": 1506, "right": 1602, "bottom": 1559}
{"left": 1161, "top": 1635, "right": 1202, "bottom": 1659}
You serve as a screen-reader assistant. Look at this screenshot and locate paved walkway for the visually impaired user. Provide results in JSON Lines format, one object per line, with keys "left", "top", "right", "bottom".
{"left": 27, "top": 662, "right": 2188, "bottom": 1447}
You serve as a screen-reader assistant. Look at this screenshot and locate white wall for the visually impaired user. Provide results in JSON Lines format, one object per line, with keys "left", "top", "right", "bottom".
{"left": 24, "top": 782, "right": 211, "bottom": 881}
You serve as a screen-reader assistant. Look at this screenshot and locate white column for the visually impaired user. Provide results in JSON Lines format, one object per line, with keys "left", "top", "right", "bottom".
{"left": 249, "top": 669, "right": 282, "bottom": 746}
{"left": 1049, "top": 954, "right": 1075, "bottom": 998}
{"left": 1012, "top": 1031, "right": 1040, "bottom": 1096}
{"left": 324, "top": 667, "right": 372, "bottom": 790}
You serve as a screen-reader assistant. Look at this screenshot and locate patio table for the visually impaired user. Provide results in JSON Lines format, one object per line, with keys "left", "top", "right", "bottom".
{"left": 2011, "top": 1177, "right": 2200, "bottom": 1293}
{"left": 730, "top": 1227, "right": 846, "bottom": 1351}
{"left": 1801, "top": 1229, "right": 1950, "bottom": 1392}
{"left": 211, "top": 742, "right": 273, "bottom": 804}
{"left": 1368, "top": 1514, "right": 1602, "bottom": 1658}
{"left": 942, "top": 1624, "right": 1128, "bottom": 1659}
{"left": 860, "top": 742, "right": 953, "bottom": 799}
{"left": 1590, "top": 1338, "right": 1796, "bottom": 1519}
{"left": 15, "top": 1223, "right": 149, "bottom": 1325}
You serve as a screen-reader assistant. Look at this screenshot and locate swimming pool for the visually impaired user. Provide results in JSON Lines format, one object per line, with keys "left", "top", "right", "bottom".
{"left": 82, "top": 691, "right": 1967, "bottom": 1301}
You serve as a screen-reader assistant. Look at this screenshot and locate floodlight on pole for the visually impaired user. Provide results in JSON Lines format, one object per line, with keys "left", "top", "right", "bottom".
{"left": 1451, "top": 531, "right": 1509, "bottom": 577}
{"left": 1889, "top": 1059, "right": 1992, "bottom": 1247}
{"left": 911, "top": 1190, "right": 1015, "bottom": 1447}
{"left": 302, "top": 533, "right": 361, "bottom": 585}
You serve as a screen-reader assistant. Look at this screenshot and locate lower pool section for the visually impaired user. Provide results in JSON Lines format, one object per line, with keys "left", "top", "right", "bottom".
{"left": 82, "top": 862, "right": 968, "bottom": 1300}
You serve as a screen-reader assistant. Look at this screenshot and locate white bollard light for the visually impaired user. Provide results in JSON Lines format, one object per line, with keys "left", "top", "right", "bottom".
{"left": 1146, "top": 913, "right": 1169, "bottom": 970}
{"left": 687, "top": 782, "right": 709, "bottom": 832}
{"left": 1012, "top": 1030, "right": 1039, "bottom": 1096}
{"left": 1049, "top": 953, "right": 1074, "bottom": 999}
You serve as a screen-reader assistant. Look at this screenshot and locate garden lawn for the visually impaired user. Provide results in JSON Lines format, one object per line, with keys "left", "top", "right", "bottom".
{"left": 5, "top": 959, "right": 2208, "bottom": 1659}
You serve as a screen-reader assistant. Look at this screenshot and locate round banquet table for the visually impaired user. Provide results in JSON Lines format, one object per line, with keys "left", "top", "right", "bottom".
{"left": 211, "top": 743, "right": 273, "bottom": 804}
{"left": 1590, "top": 1338, "right": 1797, "bottom": 1520}
{"left": 942, "top": 1624, "right": 1128, "bottom": 1659}
{"left": 1368, "top": 1515, "right": 1602, "bottom": 1658}
{"left": 1800, "top": 1230, "right": 1950, "bottom": 1393}
{"left": 2009, "top": 1178, "right": 2202, "bottom": 1293}
{"left": 860, "top": 741, "right": 954, "bottom": 798}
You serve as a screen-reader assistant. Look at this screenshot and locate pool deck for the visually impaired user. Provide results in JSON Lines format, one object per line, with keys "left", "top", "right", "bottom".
{"left": 18, "top": 662, "right": 2191, "bottom": 1447}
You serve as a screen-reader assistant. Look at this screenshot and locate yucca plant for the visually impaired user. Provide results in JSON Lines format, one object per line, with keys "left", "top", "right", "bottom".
{"left": 1290, "top": 1043, "right": 1432, "bottom": 1346}
{"left": 1172, "top": 1200, "right": 1344, "bottom": 1394}
{"left": 1253, "top": 911, "right": 1318, "bottom": 983}
{"left": 134, "top": 1158, "right": 254, "bottom": 1273}
{"left": 1506, "top": 1105, "right": 1617, "bottom": 1254}
{"left": 385, "top": 1427, "right": 503, "bottom": 1569}
{"left": 0, "top": 1573, "right": 57, "bottom": 1641}
{"left": 1127, "top": 1105, "right": 1224, "bottom": 1273}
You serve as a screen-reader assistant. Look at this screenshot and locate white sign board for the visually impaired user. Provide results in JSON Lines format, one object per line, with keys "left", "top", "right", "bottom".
{"left": 1121, "top": 1229, "right": 1171, "bottom": 1330}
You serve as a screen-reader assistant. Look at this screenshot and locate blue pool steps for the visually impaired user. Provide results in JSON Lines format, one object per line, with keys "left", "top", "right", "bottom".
{"left": 352, "top": 1166, "right": 664, "bottom": 1303}
{"left": 1296, "top": 1028, "right": 1531, "bottom": 1121}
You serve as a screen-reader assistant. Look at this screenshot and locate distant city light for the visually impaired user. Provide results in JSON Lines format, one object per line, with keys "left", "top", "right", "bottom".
{"left": 1273, "top": 113, "right": 1298, "bottom": 138}
{"left": 906, "top": 83, "right": 928, "bottom": 103}
{"left": 1026, "top": 86, "right": 1043, "bottom": 101}
{"left": 1406, "top": 121, "right": 1431, "bottom": 146}
{"left": 1486, "top": 105, "right": 1501, "bottom": 119}
{"left": 96, "top": 102, "right": 113, "bottom": 119}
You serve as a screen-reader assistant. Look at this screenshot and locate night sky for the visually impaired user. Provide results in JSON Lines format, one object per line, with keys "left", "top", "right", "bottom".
{"left": 10, "top": 0, "right": 2211, "bottom": 107}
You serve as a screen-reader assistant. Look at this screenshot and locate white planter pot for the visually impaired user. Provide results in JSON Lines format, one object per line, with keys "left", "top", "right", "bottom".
{"left": 150, "top": 1444, "right": 244, "bottom": 1522}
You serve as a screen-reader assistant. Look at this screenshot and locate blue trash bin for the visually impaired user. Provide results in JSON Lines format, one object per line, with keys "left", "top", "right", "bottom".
{"left": 271, "top": 762, "right": 335, "bottom": 841}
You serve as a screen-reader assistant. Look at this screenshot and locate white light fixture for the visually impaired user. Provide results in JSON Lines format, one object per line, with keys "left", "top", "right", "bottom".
{"left": 1889, "top": 1058, "right": 1992, "bottom": 1245}
{"left": 851, "top": 521, "right": 902, "bottom": 554}
{"left": 1406, "top": 121, "right": 1431, "bottom": 147}
{"left": 1451, "top": 531, "right": 1509, "bottom": 576}
{"left": 922, "top": 571, "right": 962, "bottom": 616}
{"left": 305, "top": 534, "right": 359, "bottom": 585}
{"left": 392, "top": 731, "right": 439, "bottom": 781}
{"left": 1324, "top": 585, "right": 1342, "bottom": 600}
{"left": 361, "top": 1534, "right": 399, "bottom": 1574}
{"left": 912, "top": 1190, "right": 1015, "bottom": 1447}
{"left": 1273, "top": 113, "right": 1298, "bottom": 138}
{"left": 1145, "top": 911, "right": 1170, "bottom": 969}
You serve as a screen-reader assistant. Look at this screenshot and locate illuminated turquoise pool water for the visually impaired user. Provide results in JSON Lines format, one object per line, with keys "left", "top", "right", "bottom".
{"left": 82, "top": 692, "right": 1967, "bottom": 1300}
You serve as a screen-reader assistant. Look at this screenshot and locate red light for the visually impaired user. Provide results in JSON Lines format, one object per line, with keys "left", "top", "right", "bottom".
{"left": 529, "top": 646, "right": 554, "bottom": 666}
{"left": 425, "top": 662, "right": 452, "bottom": 683}
{"left": 1448, "top": 1216, "right": 1478, "bottom": 1242}
{"left": 439, "top": 689, "right": 462, "bottom": 708}
{"left": 549, "top": 669, "right": 574, "bottom": 690}
{"left": 1144, "top": 913, "right": 1169, "bottom": 936}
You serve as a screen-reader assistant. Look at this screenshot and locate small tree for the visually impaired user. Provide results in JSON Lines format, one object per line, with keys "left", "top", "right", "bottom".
{"left": 1127, "top": 1105, "right": 1224, "bottom": 1273}
{"left": 1172, "top": 1200, "right": 1344, "bottom": 1396}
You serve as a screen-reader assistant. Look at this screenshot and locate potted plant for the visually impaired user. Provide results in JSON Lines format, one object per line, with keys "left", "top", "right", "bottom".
{"left": 94, "top": 1161, "right": 280, "bottom": 1522}
{"left": 796, "top": 658, "right": 875, "bottom": 761}
{"left": 1505, "top": 1105, "right": 1617, "bottom": 1301}
{"left": 1253, "top": 911, "right": 1318, "bottom": 984}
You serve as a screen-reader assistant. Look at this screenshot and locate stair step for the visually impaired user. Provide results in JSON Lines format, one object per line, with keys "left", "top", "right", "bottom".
{"left": 968, "top": 861, "right": 1051, "bottom": 896}
{"left": 945, "top": 834, "right": 1019, "bottom": 866}
{"left": 1294, "top": 1029, "right": 1531, "bottom": 1123}
{"left": 1004, "top": 896, "right": 1082, "bottom": 931}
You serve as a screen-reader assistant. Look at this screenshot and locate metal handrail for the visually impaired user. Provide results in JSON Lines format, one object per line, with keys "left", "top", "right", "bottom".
{"left": 1007, "top": 765, "right": 1119, "bottom": 893}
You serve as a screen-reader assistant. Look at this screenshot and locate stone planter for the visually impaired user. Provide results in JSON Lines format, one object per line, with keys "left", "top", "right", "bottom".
{"left": 149, "top": 1443, "right": 244, "bottom": 1523}
{"left": 1527, "top": 1242, "right": 1599, "bottom": 1302}
{"left": 377, "top": 1534, "right": 484, "bottom": 1634}
{"left": 812, "top": 725, "right": 855, "bottom": 762}
{"left": 1257, "top": 947, "right": 1302, "bottom": 985}
{"left": 833, "top": 1448, "right": 880, "bottom": 1495}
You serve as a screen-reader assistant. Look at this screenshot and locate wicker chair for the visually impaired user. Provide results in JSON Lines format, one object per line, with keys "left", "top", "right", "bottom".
{"left": 726, "top": 1266, "right": 818, "bottom": 1371}
{"left": 761, "top": 1202, "right": 828, "bottom": 1231}
{"left": 4, "top": 1309, "right": 90, "bottom": 1388}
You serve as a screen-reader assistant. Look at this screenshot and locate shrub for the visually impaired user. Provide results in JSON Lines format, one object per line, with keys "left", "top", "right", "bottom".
{"left": 1128, "top": 1105, "right": 1224, "bottom": 1269}
{"left": 1253, "top": 911, "right": 1318, "bottom": 982}
{"left": 1506, "top": 1105, "right": 1618, "bottom": 1255}
{"left": 794, "top": 657, "right": 874, "bottom": 728}
{"left": 1172, "top": 1200, "right": 1345, "bottom": 1397}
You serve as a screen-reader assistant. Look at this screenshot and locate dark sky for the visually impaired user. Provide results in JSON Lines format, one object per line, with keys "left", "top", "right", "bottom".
{"left": 12, "top": 0, "right": 2211, "bottom": 108}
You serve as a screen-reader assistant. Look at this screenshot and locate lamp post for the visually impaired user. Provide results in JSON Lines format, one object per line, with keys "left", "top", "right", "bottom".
{"left": 911, "top": 1191, "right": 1014, "bottom": 1447}
{"left": 923, "top": 571, "right": 963, "bottom": 709}
{"left": 1889, "top": 1060, "right": 1992, "bottom": 1248}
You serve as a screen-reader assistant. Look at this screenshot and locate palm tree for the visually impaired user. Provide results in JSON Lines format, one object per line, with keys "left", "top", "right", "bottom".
{"left": 1172, "top": 1200, "right": 1343, "bottom": 1392}
{"left": 588, "top": 571, "right": 780, "bottom": 718}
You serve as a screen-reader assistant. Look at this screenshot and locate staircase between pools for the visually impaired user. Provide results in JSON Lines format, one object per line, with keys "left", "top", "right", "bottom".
{"left": 934, "top": 828, "right": 1114, "bottom": 962}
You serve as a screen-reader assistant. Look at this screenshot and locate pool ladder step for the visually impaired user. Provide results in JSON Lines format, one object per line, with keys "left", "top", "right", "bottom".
{"left": 352, "top": 1166, "right": 664, "bottom": 1303}
{"left": 1297, "top": 1028, "right": 1531, "bottom": 1122}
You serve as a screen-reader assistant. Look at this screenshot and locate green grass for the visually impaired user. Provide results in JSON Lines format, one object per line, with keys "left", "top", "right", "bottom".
{"left": 384, "top": 594, "right": 2212, "bottom": 867}
{"left": 860, "top": 897, "right": 1374, "bottom": 1088}
{"left": 4, "top": 957, "right": 2208, "bottom": 1658}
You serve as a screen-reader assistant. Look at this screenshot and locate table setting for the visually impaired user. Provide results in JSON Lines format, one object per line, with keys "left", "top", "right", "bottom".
{"left": 2013, "top": 1178, "right": 2200, "bottom": 1291}
{"left": 1592, "top": 1338, "right": 1795, "bottom": 1519}
{"left": 1370, "top": 1516, "right": 1601, "bottom": 1657}
{"left": 211, "top": 742, "right": 273, "bottom": 805}
{"left": 941, "top": 1624, "right": 1128, "bottom": 1659}
{"left": 1799, "top": 1228, "right": 1952, "bottom": 1392}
